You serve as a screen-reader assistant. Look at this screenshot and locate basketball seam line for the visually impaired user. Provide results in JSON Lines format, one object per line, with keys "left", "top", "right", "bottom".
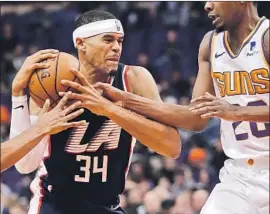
{"left": 54, "top": 52, "right": 61, "bottom": 101}
{"left": 35, "top": 70, "right": 56, "bottom": 103}
{"left": 28, "top": 88, "right": 46, "bottom": 102}
{"left": 29, "top": 88, "right": 56, "bottom": 106}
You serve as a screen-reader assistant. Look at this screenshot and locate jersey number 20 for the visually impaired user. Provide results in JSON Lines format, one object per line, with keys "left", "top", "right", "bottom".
{"left": 232, "top": 100, "right": 269, "bottom": 140}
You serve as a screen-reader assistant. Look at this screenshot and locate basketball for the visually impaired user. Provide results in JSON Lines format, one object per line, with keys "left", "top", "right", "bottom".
{"left": 28, "top": 52, "right": 80, "bottom": 108}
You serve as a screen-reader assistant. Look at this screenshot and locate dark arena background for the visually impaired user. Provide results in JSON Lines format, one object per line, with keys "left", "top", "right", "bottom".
{"left": 1, "top": 2, "right": 269, "bottom": 214}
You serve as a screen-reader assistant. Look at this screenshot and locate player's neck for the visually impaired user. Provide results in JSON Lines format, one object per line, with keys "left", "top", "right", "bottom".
{"left": 79, "top": 62, "right": 109, "bottom": 85}
{"left": 227, "top": 9, "right": 260, "bottom": 50}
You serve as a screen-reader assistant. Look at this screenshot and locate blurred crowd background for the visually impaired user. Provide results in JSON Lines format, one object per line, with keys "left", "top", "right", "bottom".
{"left": 0, "top": 2, "right": 269, "bottom": 214}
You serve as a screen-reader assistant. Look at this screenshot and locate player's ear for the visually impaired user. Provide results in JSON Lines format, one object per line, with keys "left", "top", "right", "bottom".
{"left": 76, "top": 38, "right": 86, "bottom": 52}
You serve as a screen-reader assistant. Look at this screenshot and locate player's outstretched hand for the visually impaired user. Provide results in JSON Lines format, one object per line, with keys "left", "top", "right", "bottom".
{"left": 36, "top": 92, "right": 86, "bottom": 135}
{"left": 189, "top": 92, "right": 239, "bottom": 121}
{"left": 59, "top": 68, "right": 113, "bottom": 116}
{"left": 93, "top": 82, "right": 124, "bottom": 105}
{"left": 12, "top": 49, "right": 59, "bottom": 96}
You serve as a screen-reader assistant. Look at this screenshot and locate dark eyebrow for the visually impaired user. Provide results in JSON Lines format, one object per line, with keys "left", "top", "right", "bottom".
{"left": 102, "top": 34, "right": 124, "bottom": 40}
{"left": 102, "top": 35, "right": 114, "bottom": 39}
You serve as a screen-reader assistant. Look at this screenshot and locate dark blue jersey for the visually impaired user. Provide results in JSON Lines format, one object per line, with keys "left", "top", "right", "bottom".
{"left": 32, "top": 64, "right": 135, "bottom": 208}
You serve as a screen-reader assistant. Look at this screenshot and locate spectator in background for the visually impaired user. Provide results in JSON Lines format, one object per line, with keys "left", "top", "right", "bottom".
{"left": 211, "top": 139, "right": 228, "bottom": 174}
{"left": 191, "top": 189, "right": 209, "bottom": 214}
{"left": 159, "top": 2, "right": 181, "bottom": 29}
{"left": 188, "top": 148, "right": 217, "bottom": 191}
{"left": 1, "top": 55, "right": 16, "bottom": 86}
{"left": 154, "top": 29, "right": 181, "bottom": 80}
{"left": 126, "top": 188, "right": 143, "bottom": 214}
{"left": 1, "top": 23, "right": 17, "bottom": 55}
{"left": 121, "top": 2, "right": 149, "bottom": 31}
{"left": 136, "top": 53, "right": 160, "bottom": 83}
{"left": 8, "top": 202, "right": 27, "bottom": 214}
{"left": 12, "top": 44, "right": 26, "bottom": 71}
{"left": 161, "top": 157, "right": 178, "bottom": 183}
{"left": 179, "top": 96, "right": 190, "bottom": 106}
{"left": 0, "top": 106, "right": 10, "bottom": 144}
{"left": 188, "top": 75, "right": 196, "bottom": 88}
{"left": 148, "top": 156, "right": 164, "bottom": 184}
{"left": 164, "top": 29, "right": 181, "bottom": 66}
{"left": 0, "top": 82, "right": 11, "bottom": 142}
{"left": 173, "top": 190, "right": 193, "bottom": 214}
{"left": 171, "top": 71, "right": 191, "bottom": 98}
{"left": 0, "top": 105, "right": 10, "bottom": 125}
{"left": 138, "top": 191, "right": 162, "bottom": 214}
{"left": 163, "top": 95, "right": 178, "bottom": 104}
{"left": 159, "top": 80, "right": 171, "bottom": 99}
{"left": 161, "top": 199, "right": 175, "bottom": 214}
{"left": 129, "top": 160, "right": 146, "bottom": 183}
{"left": 28, "top": 44, "right": 40, "bottom": 55}
{"left": 170, "top": 169, "right": 187, "bottom": 197}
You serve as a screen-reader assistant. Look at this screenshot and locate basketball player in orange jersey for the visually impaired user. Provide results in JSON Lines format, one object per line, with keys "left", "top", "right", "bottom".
{"left": 10, "top": 10, "right": 180, "bottom": 214}
{"left": 1, "top": 93, "right": 86, "bottom": 172}
{"left": 89, "top": 2, "right": 269, "bottom": 214}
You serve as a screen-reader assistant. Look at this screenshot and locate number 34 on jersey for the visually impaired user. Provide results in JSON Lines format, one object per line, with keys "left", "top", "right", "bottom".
{"left": 64, "top": 120, "right": 122, "bottom": 183}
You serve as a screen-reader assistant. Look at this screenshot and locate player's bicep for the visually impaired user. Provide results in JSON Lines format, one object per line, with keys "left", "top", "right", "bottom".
{"left": 192, "top": 31, "right": 215, "bottom": 99}
{"left": 192, "top": 60, "right": 215, "bottom": 99}
{"left": 128, "top": 66, "right": 162, "bottom": 102}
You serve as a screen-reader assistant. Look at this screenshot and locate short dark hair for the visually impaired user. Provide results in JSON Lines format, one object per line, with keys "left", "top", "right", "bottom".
{"left": 74, "top": 10, "right": 116, "bottom": 30}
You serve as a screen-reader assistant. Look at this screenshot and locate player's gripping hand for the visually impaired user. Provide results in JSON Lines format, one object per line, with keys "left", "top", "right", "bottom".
{"left": 36, "top": 92, "right": 86, "bottom": 135}
{"left": 93, "top": 82, "right": 124, "bottom": 106}
{"left": 189, "top": 92, "right": 239, "bottom": 121}
{"left": 59, "top": 68, "right": 113, "bottom": 116}
{"left": 12, "top": 49, "right": 59, "bottom": 96}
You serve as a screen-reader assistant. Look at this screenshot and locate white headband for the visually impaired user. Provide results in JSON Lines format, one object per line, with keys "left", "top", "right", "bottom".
{"left": 73, "top": 19, "right": 124, "bottom": 47}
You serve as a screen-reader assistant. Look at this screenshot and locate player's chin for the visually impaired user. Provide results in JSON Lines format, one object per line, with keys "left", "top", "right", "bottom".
{"left": 105, "top": 61, "right": 119, "bottom": 73}
{"left": 215, "top": 23, "right": 225, "bottom": 33}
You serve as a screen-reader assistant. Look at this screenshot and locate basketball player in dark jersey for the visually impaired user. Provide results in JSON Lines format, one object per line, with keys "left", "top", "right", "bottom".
{"left": 10, "top": 10, "right": 181, "bottom": 214}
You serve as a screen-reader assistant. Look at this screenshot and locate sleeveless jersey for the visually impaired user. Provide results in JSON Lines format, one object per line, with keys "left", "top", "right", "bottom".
{"left": 210, "top": 17, "right": 269, "bottom": 160}
{"left": 29, "top": 63, "right": 136, "bottom": 211}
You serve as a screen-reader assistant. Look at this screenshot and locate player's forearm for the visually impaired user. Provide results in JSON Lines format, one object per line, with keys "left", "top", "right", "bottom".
{"left": 123, "top": 92, "right": 208, "bottom": 132}
{"left": 104, "top": 104, "right": 181, "bottom": 159}
{"left": 235, "top": 106, "right": 270, "bottom": 122}
{"left": 12, "top": 88, "right": 26, "bottom": 96}
{"left": 14, "top": 116, "right": 49, "bottom": 174}
{"left": 1, "top": 126, "right": 46, "bottom": 172}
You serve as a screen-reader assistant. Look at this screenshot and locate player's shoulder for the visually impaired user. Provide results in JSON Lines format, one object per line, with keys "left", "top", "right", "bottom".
{"left": 199, "top": 30, "right": 216, "bottom": 61}
{"left": 126, "top": 65, "right": 150, "bottom": 79}
{"left": 124, "top": 65, "right": 154, "bottom": 94}
{"left": 202, "top": 30, "right": 216, "bottom": 42}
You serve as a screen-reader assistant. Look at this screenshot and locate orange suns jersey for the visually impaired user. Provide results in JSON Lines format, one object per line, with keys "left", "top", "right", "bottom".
{"left": 210, "top": 17, "right": 269, "bottom": 160}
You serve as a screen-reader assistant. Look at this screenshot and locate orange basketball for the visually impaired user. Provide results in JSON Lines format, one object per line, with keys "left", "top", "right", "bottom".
{"left": 28, "top": 52, "right": 80, "bottom": 108}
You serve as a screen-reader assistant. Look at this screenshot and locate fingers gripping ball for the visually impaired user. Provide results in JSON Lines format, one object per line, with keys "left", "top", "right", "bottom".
{"left": 28, "top": 52, "right": 81, "bottom": 108}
